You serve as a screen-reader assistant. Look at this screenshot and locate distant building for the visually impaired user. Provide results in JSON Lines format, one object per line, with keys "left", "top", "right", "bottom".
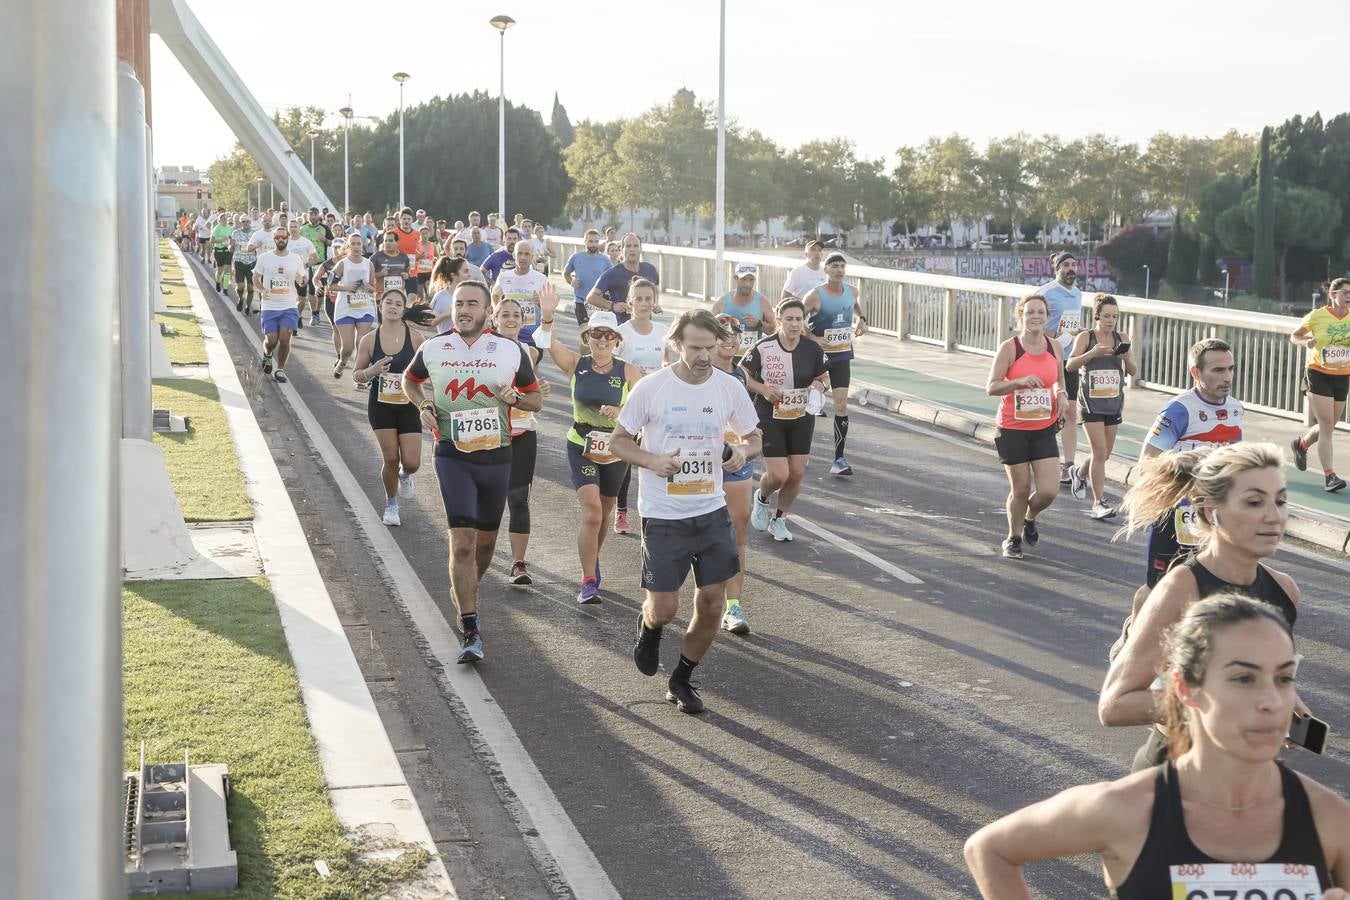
{"left": 155, "top": 165, "right": 213, "bottom": 223}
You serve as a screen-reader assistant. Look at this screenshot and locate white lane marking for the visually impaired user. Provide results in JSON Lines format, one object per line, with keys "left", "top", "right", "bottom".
{"left": 864, "top": 506, "right": 961, "bottom": 521}
{"left": 790, "top": 516, "right": 924, "bottom": 584}
{"left": 190, "top": 257, "right": 620, "bottom": 899}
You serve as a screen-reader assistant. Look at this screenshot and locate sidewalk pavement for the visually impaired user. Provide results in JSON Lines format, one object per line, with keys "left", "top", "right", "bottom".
{"left": 628, "top": 284, "right": 1350, "bottom": 556}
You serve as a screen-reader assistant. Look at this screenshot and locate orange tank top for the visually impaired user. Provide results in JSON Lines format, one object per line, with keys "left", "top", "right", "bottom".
{"left": 997, "top": 336, "right": 1061, "bottom": 430}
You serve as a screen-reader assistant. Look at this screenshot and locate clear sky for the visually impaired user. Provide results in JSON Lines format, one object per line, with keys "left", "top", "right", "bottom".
{"left": 150, "top": 0, "right": 1350, "bottom": 170}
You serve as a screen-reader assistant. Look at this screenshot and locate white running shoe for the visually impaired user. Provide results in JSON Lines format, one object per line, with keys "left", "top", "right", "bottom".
{"left": 1070, "top": 465, "right": 1088, "bottom": 500}
{"left": 382, "top": 502, "right": 401, "bottom": 526}
{"left": 398, "top": 472, "right": 415, "bottom": 500}
{"left": 1089, "top": 500, "right": 1116, "bottom": 520}
{"left": 768, "top": 515, "right": 793, "bottom": 542}
{"left": 751, "top": 490, "right": 772, "bottom": 531}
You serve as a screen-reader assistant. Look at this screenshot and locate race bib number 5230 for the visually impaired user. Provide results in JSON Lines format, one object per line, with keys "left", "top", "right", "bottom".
{"left": 1169, "top": 862, "right": 1322, "bottom": 899}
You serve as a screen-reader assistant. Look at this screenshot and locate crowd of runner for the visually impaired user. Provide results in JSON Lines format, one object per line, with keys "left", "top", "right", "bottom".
{"left": 177, "top": 205, "right": 1350, "bottom": 896}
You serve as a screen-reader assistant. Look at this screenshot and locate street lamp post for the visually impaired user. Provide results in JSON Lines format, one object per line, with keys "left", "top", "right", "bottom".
{"left": 393, "top": 72, "right": 410, "bottom": 209}
{"left": 1221, "top": 268, "right": 1230, "bottom": 306}
{"left": 306, "top": 129, "right": 319, "bottom": 176}
{"left": 254, "top": 175, "right": 263, "bottom": 210}
{"left": 284, "top": 149, "right": 295, "bottom": 210}
{"left": 713, "top": 0, "right": 726, "bottom": 295}
{"left": 1142, "top": 264, "right": 1150, "bottom": 300}
{"left": 339, "top": 102, "right": 353, "bottom": 214}
{"left": 489, "top": 15, "right": 515, "bottom": 224}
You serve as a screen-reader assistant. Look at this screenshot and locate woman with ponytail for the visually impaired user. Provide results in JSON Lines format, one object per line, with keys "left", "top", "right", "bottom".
{"left": 1101, "top": 442, "right": 1306, "bottom": 770}
{"left": 967, "top": 593, "right": 1347, "bottom": 899}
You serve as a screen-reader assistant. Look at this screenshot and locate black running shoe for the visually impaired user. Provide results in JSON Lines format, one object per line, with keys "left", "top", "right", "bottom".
{"left": 236, "top": 299, "right": 244, "bottom": 312}
{"left": 1002, "top": 536, "right": 1024, "bottom": 559}
{"left": 1022, "top": 518, "right": 1039, "bottom": 547}
{"left": 1327, "top": 473, "right": 1347, "bottom": 493}
{"left": 665, "top": 678, "right": 704, "bottom": 714}
{"left": 633, "top": 614, "right": 661, "bottom": 676}
{"left": 1292, "top": 438, "right": 1308, "bottom": 472}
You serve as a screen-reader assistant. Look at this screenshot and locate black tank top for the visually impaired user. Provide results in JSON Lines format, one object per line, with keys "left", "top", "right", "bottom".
{"left": 367, "top": 324, "right": 416, "bottom": 406}
{"left": 1112, "top": 762, "right": 1330, "bottom": 898}
{"left": 1185, "top": 557, "right": 1297, "bottom": 627}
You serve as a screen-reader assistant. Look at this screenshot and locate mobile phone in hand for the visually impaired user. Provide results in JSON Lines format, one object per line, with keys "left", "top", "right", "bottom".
{"left": 1114, "top": 342, "right": 1132, "bottom": 356}
{"left": 1288, "top": 714, "right": 1329, "bottom": 754}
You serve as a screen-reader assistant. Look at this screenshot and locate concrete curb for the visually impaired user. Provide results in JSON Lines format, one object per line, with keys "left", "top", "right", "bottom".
{"left": 852, "top": 379, "right": 1350, "bottom": 556}
{"left": 173, "top": 247, "right": 456, "bottom": 898}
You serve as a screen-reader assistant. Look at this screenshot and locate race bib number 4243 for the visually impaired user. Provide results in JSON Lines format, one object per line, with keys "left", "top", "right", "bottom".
{"left": 1169, "top": 862, "right": 1323, "bottom": 899}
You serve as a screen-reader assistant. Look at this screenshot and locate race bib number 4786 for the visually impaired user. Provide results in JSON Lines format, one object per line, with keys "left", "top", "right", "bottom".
{"left": 1169, "top": 862, "right": 1322, "bottom": 899}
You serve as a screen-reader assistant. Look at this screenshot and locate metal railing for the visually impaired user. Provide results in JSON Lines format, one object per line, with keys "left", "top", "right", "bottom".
{"left": 550, "top": 235, "right": 1335, "bottom": 425}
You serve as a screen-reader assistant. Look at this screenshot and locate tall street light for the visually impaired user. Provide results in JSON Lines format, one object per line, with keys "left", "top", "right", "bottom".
{"left": 284, "top": 148, "right": 295, "bottom": 210}
{"left": 254, "top": 175, "right": 263, "bottom": 210}
{"left": 489, "top": 15, "right": 515, "bottom": 224}
{"left": 306, "top": 129, "right": 319, "bottom": 176}
{"left": 339, "top": 101, "right": 353, "bottom": 214}
{"left": 1142, "top": 264, "right": 1150, "bottom": 300}
{"left": 713, "top": 0, "right": 727, "bottom": 294}
{"left": 1221, "top": 268, "right": 1230, "bottom": 306}
{"left": 393, "top": 72, "right": 410, "bottom": 209}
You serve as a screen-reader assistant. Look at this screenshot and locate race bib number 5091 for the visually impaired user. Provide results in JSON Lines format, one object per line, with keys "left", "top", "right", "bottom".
{"left": 1169, "top": 862, "right": 1322, "bottom": 899}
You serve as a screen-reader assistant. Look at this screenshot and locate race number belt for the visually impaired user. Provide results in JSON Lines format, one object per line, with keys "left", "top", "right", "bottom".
{"left": 449, "top": 407, "right": 502, "bottom": 453}
{"left": 666, "top": 447, "right": 716, "bottom": 496}
{"left": 1088, "top": 369, "right": 1121, "bottom": 398}
{"left": 582, "top": 429, "right": 620, "bottom": 464}
{"left": 1012, "top": 387, "right": 1053, "bottom": 421}
{"left": 377, "top": 373, "right": 407, "bottom": 405}
{"left": 774, "top": 387, "right": 808, "bottom": 420}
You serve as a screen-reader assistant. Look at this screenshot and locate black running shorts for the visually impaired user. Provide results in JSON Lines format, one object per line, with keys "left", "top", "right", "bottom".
{"left": 640, "top": 507, "right": 740, "bottom": 593}
{"left": 1305, "top": 369, "right": 1350, "bottom": 402}
{"left": 994, "top": 424, "right": 1059, "bottom": 466}
{"left": 760, "top": 416, "right": 815, "bottom": 458}
{"left": 434, "top": 454, "right": 511, "bottom": 531}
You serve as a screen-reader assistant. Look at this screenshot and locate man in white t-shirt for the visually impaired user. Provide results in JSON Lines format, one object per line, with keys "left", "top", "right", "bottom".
{"left": 491, "top": 242, "right": 549, "bottom": 345}
{"left": 611, "top": 309, "right": 761, "bottom": 715}
{"left": 194, "top": 210, "right": 212, "bottom": 259}
{"left": 481, "top": 213, "right": 503, "bottom": 247}
{"left": 456, "top": 210, "right": 482, "bottom": 242}
{"left": 781, "top": 239, "right": 827, "bottom": 301}
{"left": 285, "top": 220, "right": 320, "bottom": 329}
{"left": 251, "top": 226, "right": 307, "bottom": 383}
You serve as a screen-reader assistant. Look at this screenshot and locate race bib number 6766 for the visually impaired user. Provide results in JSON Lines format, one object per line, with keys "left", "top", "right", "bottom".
{"left": 1169, "top": 862, "right": 1323, "bottom": 899}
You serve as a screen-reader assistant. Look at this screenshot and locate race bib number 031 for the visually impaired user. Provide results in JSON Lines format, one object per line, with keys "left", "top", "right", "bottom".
{"left": 1169, "top": 862, "right": 1322, "bottom": 899}
{"left": 666, "top": 447, "right": 716, "bottom": 496}
{"left": 449, "top": 407, "right": 502, "bottom": 453}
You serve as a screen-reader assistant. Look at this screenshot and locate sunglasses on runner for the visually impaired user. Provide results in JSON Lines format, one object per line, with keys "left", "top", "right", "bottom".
{"left": 587, "top": 329, "right": 618, "bottom": 341}
{"left": 715, "top": 315, "right": 743, "bottom": 333}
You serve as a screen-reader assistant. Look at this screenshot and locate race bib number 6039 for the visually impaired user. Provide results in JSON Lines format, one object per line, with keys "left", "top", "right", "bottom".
{"left": 1169, "top": 862, "right": 1322, "bottom": 899}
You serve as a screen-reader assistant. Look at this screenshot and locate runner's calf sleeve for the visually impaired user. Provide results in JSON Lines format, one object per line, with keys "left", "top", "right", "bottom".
{"left": 833, "top": 415, "right": 849, "bottom": 459}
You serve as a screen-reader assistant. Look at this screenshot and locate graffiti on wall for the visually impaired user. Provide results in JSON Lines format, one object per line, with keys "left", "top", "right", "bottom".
{"left": 859, "top": 253, "right": 1117, "bottom": 290}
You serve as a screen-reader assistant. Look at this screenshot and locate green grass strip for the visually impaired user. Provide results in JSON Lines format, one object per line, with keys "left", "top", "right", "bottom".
{"left": 151, "top": 378, "right": 252, "bottom": 522}
{"left": 124, "top": 579, "right": 430, "bottom": 899}
{"left": 156, "top": 310, "right": 207, "bottom": 365}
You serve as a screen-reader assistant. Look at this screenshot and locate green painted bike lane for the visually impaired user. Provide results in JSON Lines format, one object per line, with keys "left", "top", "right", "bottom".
{"left": 850, "top": 357, "right": 1350, "bottom": 524}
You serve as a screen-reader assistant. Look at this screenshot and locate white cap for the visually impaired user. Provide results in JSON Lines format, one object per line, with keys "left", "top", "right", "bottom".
{"left": 735, "top": 262, "right": 758, "bottom": 279}
{"left": 583, "top": 311, "right": 621, "bottom": 334}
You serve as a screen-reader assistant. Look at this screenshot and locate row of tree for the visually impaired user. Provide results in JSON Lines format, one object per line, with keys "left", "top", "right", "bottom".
{"left": 206, "top": 90, "right": 1350, "bottom": 300}
{"left": 207, "top": 93, "right": 570, "bottom": 224}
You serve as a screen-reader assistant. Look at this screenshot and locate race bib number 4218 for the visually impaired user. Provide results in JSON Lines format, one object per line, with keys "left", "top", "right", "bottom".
{"left": 1169, "top": 862, "right": 1322, "bottom": 899}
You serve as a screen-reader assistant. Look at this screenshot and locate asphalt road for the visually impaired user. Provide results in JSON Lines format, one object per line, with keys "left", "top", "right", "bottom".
{"left": 198, "top": 266, "right": 1350, "bottom": 899}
